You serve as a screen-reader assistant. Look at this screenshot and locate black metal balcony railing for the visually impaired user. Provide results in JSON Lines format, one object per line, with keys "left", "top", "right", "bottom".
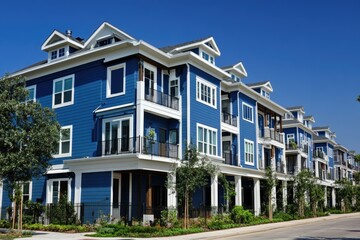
{"left": 97, "top": 136, "right": 178, "bottom": 159}
{"left": 259, "top": 128, "right": 284, "bottom": 144}
{"left": 286, "top": 141, "right": 298, "bottom": 150}
{"left": 313, "top": 149, "right": 325, "bottom": 159}
{"left": 301, "top": 144, "right": 309, "bottom": 154}
{"left": 223, "top": 150, "right": 238, "bottom": 166}
{"left": 287, "top": 166, "right": 298, "bottom": 175}
{"left": 222, "top": 112, "right": 237, "bottom": 127}
{"left": 145, "top": 88, "right": 179, "bottom": 110}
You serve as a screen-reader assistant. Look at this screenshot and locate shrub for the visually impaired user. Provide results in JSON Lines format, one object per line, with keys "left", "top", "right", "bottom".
{"left": 273, "top": 211, "right": 293, "bottom": 221}
{"left": 230, "top": 206, "right": 253, "bottom": 224}
{"left": 0, "top": 219, "right": 10, "bottom": 228}
{"left": 207, "top": 214, "right": 234, "bottom": 230}
{"left": 46, "top": 195, "right": 77, "bottom": 225}
{"left": 160, "top": 208, "right": 178, "bottom": 228}
{"left": 23, "top": 200, "right": 45, "bottom": 224}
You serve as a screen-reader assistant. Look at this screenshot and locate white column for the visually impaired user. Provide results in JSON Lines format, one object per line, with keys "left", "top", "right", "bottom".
{"left": 324, "top": 186, "right": 328, "bottom": 208}
{"left": 272, "top": 185, "right": 277, "bottom": 211}
{"left": 235, "top": 176, "right": 242, "bottom": 206}
{"left": 331, "top": 187, "right": 336, "bottom": 208}
{"left": 167, "top": 173, "right": 177, "bottom": 209}
{"left": 297, "top": 154, "right": 302, "bottom": 173}
{"left": 282, "top": 181, "right": 287, "bottom": 210}
{"left": 0, "top": 181, "right": 3, "bottom": 219}
{"left": 315, "top": 160, "right": 319, "bottom": 178}
{"left": 136, "top": 81, "right": 145, "bottom": 141}
{"left": 128, "top": 173, "right": 132, "bottom": 221}
{"left": 253, "top": 178, "right": 261, "bottom": 216}
{"left": 74, "top": 172, "right": 82, "bottom": 219}
{"left": 211, "top": 175, "right": 218, "bottom": 214}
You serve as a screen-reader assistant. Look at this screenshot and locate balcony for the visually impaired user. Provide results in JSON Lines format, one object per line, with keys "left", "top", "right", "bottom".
{"left": 286, "top": 141, "right": 298, "bottom": 150}
{"left": 259, "top": 127, "right": 284, "bottom": 144}
{"left": 223, "top": 150, "right": 238, "bottom": 165}
{"left": 145, "top": 88, "right": 179, "bottom": 110}
{"left": 287, "top": 166, "right": 298, "bottom": 175}
{"left": 301, "top": 144, "right": 309, "bottom": 154}
{"left": 222, "top": 112, "right": 237, "bottom": 127}
{"left": 97, "top": 136, "right": 178, "bottom": 159}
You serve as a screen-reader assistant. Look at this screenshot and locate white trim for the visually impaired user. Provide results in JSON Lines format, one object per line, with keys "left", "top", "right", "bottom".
{"left": 110, "top": 171, "right": 114, "bottom": 217}
{"left": 196, "top": 76, "right": 217, "bottom": 109}
{"left": 287, "top": 134, "right": 295, "bottom": 144}
{"left": 186, "top": 64, "right": 191, "bottom": 145}
{"left": 196, "top": 123, "right": 218, "bottom": 156}
{"left": 53, "top": 125, "right": 73, "bottom": 158}
{"left": 41, "top": 30, "right": 84, "bottom": 51}
{"left": 143, "top": 62, "right": 157, "bottom": 90}
{"left": 242, "top": 102, "right": 254, "bottom": 123}
{"left": 52, "top": 74, "right": 75, "bottom": 109}
{"left": 244, "top": 139, "right": 255, "bottom": 166}
{"left": 199, "top": 49, "right": 215, "bottom": 65}
{"left": 26, "top": 85, "right": 36, "bottom": 102}
{"left": 22, "top": 181, "right": 32, "bottom": 202}
{"left": 106, "top": 63, "right": 126, "bottom": 98}
{"left": 94, "top": 103, "right": 135, "bottom": 114}
{"left": 101, "top": 115, "right": 133, "bottom": 142}
{"left": 0, "top": 181, "right": 3, "bottom": 218}
{"left": 46, "top": 178, "right": 72, "bottom": 204}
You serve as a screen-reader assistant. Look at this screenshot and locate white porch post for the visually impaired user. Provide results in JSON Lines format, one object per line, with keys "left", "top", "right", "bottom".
{"left": 0, "top": 181, "right": 3, "bottom": 219}
{"left": 167, "top": 173, "right": 177, "bottom": 209}
{"left": 211, "top": 175, "right": 218, "bottom": 214}
{"left": 74, "top": 171, "right": 82, "bottom": 219}
{"left": 315, "top": 160, "right": 319, "bottom": 178}
{"left": 324, "top": 186, "right": 328, "bottom": 208}
{"left": 253, "top": 178, "right": 261, "bottom": 216}
{"left": 235, "top": 175, "right": 242, "bottom": 206}
{"left": 297, "top": 154, "right": 302, "bottom": 173}
{"left": 272, "top": 185, "right": 277, "bottom": 211}
{"left": 331, "top": 187, "right": 336, "bottom": 208}
{"left": 282, "top": 181, "right": 287, "bottom": 210}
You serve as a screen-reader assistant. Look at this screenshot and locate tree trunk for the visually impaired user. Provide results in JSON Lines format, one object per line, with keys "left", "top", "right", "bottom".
{"left": 184, "top": 191, "right": 188, "bottom": 229}
{"left": 299, "top": 197, "right": 304, "bottom": 218}
{"left": 12, "top": 202, "right": 16, "bottom": 229}
{"left": 268, "top": 194, "right": 273, "bottom": 221}
{"left": 312, "top": 201, "right": 317, "bottom": 217}
{"left": 19, "top": 193, "right": 23, "bottom": 235}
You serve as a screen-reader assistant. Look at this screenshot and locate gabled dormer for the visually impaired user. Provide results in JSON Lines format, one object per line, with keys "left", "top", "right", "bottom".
{"left": 313, "top": 126, "right": 336, "bottom": 140}
{"left": 286, "top": 106, "right": 305, "bottom": 123}
{"left": 246, "top": 81, "right": 273, "bottom": 99}
{"left": 84, "top": 22, "right": 135, "bottom": 50}
{"left": 303, "top": 116, "right": 315, "bottom": 129}
{"left": 41, "top": 30, "right": 84, "bottom": 62}
{"left": 222, "top": 62, "right": 247, "bottom": 82}
{"left": 160, "top": 37, "right": 220, "bottom": 65}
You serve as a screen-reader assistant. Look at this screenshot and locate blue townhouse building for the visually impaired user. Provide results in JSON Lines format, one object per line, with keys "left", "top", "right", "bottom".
{"left": 0, "top": 22, "right": 357, "bottom": 223}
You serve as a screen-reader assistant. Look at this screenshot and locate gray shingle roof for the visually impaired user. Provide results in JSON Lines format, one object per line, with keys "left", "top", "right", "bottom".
{"left": 13, "top": 59, "right": 48, "bottom": 74}
{"left": 246, "top": 81, "right": 269, "bottom": 87}
{"left": 312, "top": 126, "right": 329, "bottom": 130}
{"left": 286, "top": 106, "right": 304, "bottom": 111}
{"left": 159, "top": 37, "right": 210, "bottom": 53}
{"left": 282, "top": 119, "right": 300, "bottom": 125}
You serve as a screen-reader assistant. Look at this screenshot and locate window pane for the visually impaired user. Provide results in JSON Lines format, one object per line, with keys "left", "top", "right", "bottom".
{"left": 54, "top": 93, "right": 62, "bottom": 105}
{"left": 54, "top": 143, "right": 59, "bottom": 155}
{"left": 61, "top": 128, "right": 70, "bottom": 141}
{"left": 61, "top": 141, "right": 70, "bottom": 154}
{"left": 55, "top": 81, "right": 63, "bottom": 93}
{"left": 52, "top": 181, "right": 59, "bottom": 203}
{"left": 23, "top": 182, "right": 30, "bottom": 195}
{"left": 64, "top": 78, "right": 72, "bottom": 90}
{"left": 60, "top": 181, "right": 68, "bottom": 199}
{"left": 59, "top": 48, "right": 65, "bottom": 57}
{"left": 51, "top": 51, "right": 57, "bottom": 60}
{"left": 198, "top": 127, "right": 203, "bottom": 141}
{"left": 27, "top": 88, "right": 35, "bottom": 102}
{"left": 111, "top": 68, "right": 124, "bottom": 94}
{"left": 63, "top": 90, "right": 72, "bottom": 103}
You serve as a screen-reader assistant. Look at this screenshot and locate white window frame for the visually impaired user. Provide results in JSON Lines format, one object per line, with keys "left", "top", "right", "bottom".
{"left": 54, "top": 125, "right": 73, "bottom": 158}
{"left": 169, "top": 78, "right": 179, "bottom": 97}
{"left": 196, "top": 76, "right": 217, "bottom": 109}
{"left": 197, "top": 123, "right": 217, "bottom": 156}
{"left": 106, "top": 63, "right": 126, "bottom": 98}
{"left": 102, "top": 115, "right": 133, "bottom": 141}
{"left": 26, "top": 85, "right": 36, "bottom": 103}
{"left": 316, "top": 147, "right": 323, "bottom": 152}
{"left": 287, "top": 134, "right": 295, "bottom": 144}
{"left": 242, "top": 102, "right": 254, "bottom": 123}
{"left": 49, "top": 47, "right": 67, "bottom": 61}
{"left": 22, "top": 181, "right": 32, "bottom": 202}
{"left": 244, "top": 139, "right": 255, "bottom": 165}
{"left": 200, "top": 49, "right": 215, "bottom": 65}
{"left": 52, "top": 74, "right": 75, "bottom": 108}
{"left": 46, "top": 178, "right": 71, "bottom": 204}
{"left": 328, "top": 147, "right": 333, "bottom": 158}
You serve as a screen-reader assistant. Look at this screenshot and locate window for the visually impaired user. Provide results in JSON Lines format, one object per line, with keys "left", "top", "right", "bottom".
{"left": 242, "top": 102, "right": 253, "bottom": 123}
{"left": 54, "top": 125, "right": 72, "bottom": 157}
{"left": 47, "top": 179, "right": 70, "bottom": 203}
{"left": 197, "top": 124, "right": 217, "bottom": 156}
{"left": 287, "top": 134, "right": 295, "bottom": 144}
{"left": 144, "top": 63, "right": 156, "bottom": 99}
{"left": 244, "top": 140, "right": 254, "bottom": 165}
{"left": 328, "top": 147, "right": 333, "bottom": 158}
{"left": 196, "top": 77, "right": 217, "bottom": 108}
{"left": 22, "top": 182, "right": 32, "bottom": 203}
{"left": 170, "top": 79, "right": 179, "bottom": 97}
{"left": 26, "top": 85, "right": 36, "bottom": 102}
{"left": 201, "top": 51, "right": 215, "bottom": 65}
{"left": 107, "top": 63, "right": 126, "bottom": 98}
{"left": 53, "top": 75, "right": 74, "bottom": 108}
{"left": 102, "top": 116, "right": 133, "bottom": 155}
{"left": 50, "top": 47, "right": 66, "bottom": 60}
{"left": 261, "top": 89, "right": 270, "bottom": 99}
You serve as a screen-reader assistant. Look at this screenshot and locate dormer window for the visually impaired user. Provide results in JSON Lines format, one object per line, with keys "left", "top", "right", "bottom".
{"left": 50, "top": 47, "right": 66, "bottom": 61}
{"left": 95, "top": 35, "right": 121, "bottom": 48}
{"left": 284, "top": 113, "right": 292, "bottom": 120}
{"left": 201, "top": 50, "right": 215, "bottom": 65}
{"left": 261, "top": 89, "right": 270, "bottom": 99}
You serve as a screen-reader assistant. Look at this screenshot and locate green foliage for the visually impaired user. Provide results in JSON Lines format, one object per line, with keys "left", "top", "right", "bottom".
{"left": 293, "top": 169, "right": 314, "bottom": 217}
{"left": 207, "top": 214, "right": 234, "bottom": 230}
{"left": 273, "top": 211, "right": 294, "bottom": 221}
{"left": 0, "top": 220, "right": 10, "bottom": 228}
{"left": 0, "top": 74, "right": 60, "bottom": 186}
{"left": 23, "top": 223, "right": 93, "bottom": 232}
{"left": 264, "top": 167, "right": 277, "bottom": 220}
{"left": 230, "top": 206, "right": 254, "bottom": 224}
{"left": 336, "top": 179, "right": 355, "bottom": 212}
{"left": 23, "top": 200, "right": 45, "bottom": 224}
{"left": 46, "top": 195, "right": 77, "bottom": 225}
{"left": 160, "top": 208, "right": 179, "bottom": 228}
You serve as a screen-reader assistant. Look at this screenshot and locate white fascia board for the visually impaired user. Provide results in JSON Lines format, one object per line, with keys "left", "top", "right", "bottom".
{"left": 170, "top": 37, "right": 221, "bottom": 56}
{"left": 42, "top": 30, "right": 84, "bottom": 51}
{"left": 283, "top": 123, "right": 316, "bottom": 135}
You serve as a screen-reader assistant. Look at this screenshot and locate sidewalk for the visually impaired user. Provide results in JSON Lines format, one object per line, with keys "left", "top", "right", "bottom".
{"left": 17, "top": 212, "right": 360, "bottom": 240}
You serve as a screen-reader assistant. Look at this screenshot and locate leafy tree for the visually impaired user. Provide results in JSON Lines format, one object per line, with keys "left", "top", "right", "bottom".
{"left": 264, "top": 167, "right": 277, "bottom": 220}
{"left": 336, "top": 179, "right": 354, "bottom": 212}
{"left": 308, "top": 179, "right": 324, "bottom": 217}
{"left": 167, "top": 144, "right": 217, "bottom": 229}
{"left": 0, "top": 74, "right": 60, "bottom": 231}
{"left": 47, "top": 194, "right": 77, "bottom": 225}
{"left": 293, "top": 169, "right": 313, "bottom": 218}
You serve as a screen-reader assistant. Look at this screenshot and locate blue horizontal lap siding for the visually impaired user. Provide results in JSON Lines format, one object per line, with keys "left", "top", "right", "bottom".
{"left": 81, "top": 172, "right": 111, "bottom": 224}
{"left": 1, "top": 184, "right": 11, "bottom": 219}
{"left": 328, "top": 143, "right": 334, "bottom": 167}
{"left": 189, "top": 65, "right": 221, "bottom": 156}
{"left": 31, "top": 176, "right": 46, "bottom": 203}
{"left": 239, "top": 93, "right": 257, "bottom": 169}
{"left": 283, "top": 128, "right": 297, "bottom": 143}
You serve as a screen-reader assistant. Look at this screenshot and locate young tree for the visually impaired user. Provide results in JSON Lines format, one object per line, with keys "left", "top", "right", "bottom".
{"left": 0, "top": 74, "right": 60, "bottom": 232}
{"left": 293, "top": 169, "right": 312, "bottom": 218}
{"left": 167, "top": 144, "right": 217, "bottom": 229}
{"left": 264, "top": 167, "right": 277, "bottom": 221}
{"left": 308, "top": 178, "right": 324, "bottom": 217}
{"left": 336, "top": 179, "right": 354, "bottom": 212}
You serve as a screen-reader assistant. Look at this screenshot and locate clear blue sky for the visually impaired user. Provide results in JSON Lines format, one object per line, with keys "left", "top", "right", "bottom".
{"left": 1, "top": 0, "right": 359, "bottom": 153}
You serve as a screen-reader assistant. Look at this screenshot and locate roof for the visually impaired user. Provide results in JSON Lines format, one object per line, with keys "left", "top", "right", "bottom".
{"left": 312, "top": 126, "right": 330, "bottom": 131}
{"left": 246, "top": 81, "right": 269, "bottom": 87}
{"left": 313, "top": 135, "right": 328, "bottom": 141}
{"left": 159, "top": 37, "right": 210, "bottom": 53}
{"left": 304, "top": 115, "right": 315, "bottom": 122}
{"left": 221, "top": 62, "right": 248, "bottom": 78}
{"left": 14, "top": 59, "right": 48, "bottom": 74}
{"left": 282, "top": 119, "right": 300, "bottom": 125}
{"left": 286, "top": 106, "right": 304, "bottom": 111}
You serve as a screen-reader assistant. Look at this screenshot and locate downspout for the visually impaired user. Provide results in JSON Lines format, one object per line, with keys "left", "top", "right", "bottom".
{"left": 237, "top": 91, "right": 242, "bottom": 167}
{"left": 186, "top": 63, "right": 190, "bottom": 146}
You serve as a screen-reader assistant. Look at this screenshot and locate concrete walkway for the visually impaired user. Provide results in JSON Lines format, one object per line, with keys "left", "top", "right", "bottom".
{"left": 16, "top": 212, "right": 360, "bottom": 240}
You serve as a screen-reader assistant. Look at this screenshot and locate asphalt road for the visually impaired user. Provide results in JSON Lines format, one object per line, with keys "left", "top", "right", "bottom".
{"left": 214, "top": 214, "right": 360, "bottom": 240}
